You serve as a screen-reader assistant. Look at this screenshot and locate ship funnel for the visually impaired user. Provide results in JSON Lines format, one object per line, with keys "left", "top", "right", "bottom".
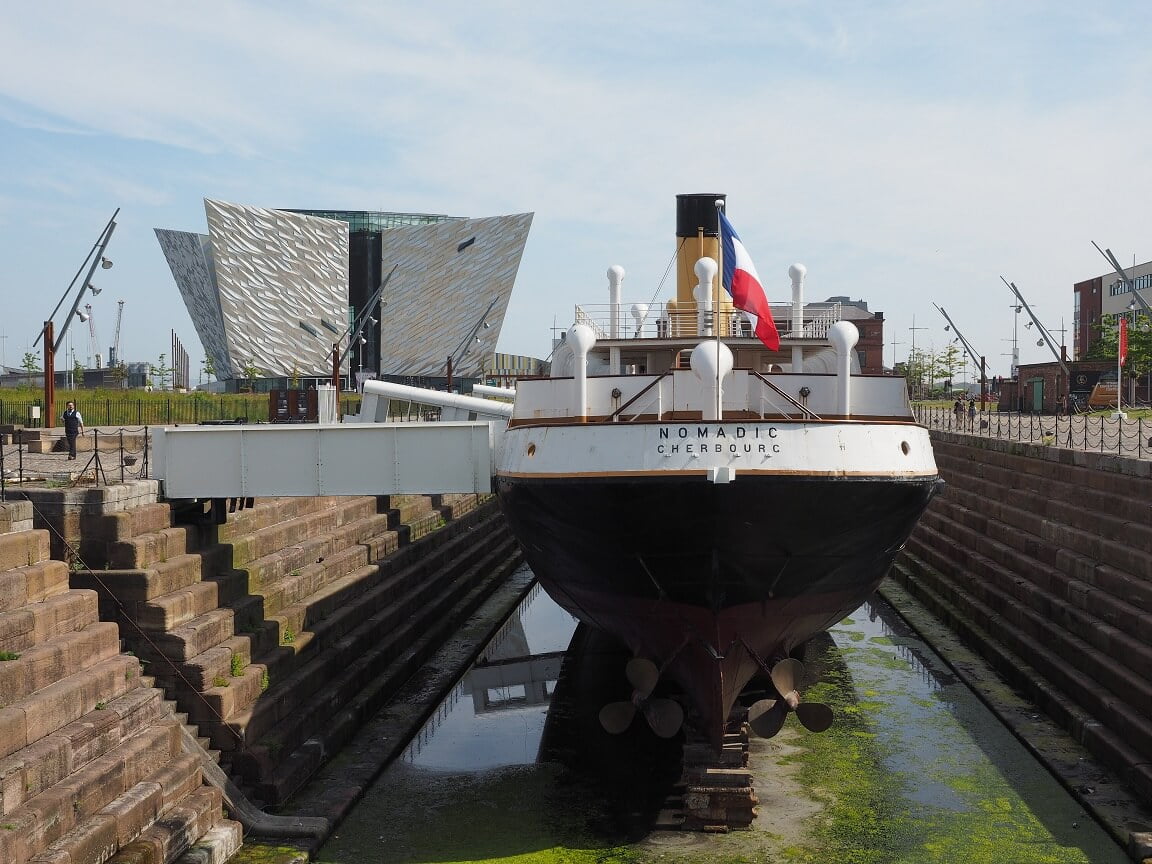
{"left": 828, "top": 320, "right": 859, "bottom": 417}
{"left": 567, "top": 323, "right": 597, "bottom": 420}
{"left": 690, "top": 340, "right": 733, "bottom": 422}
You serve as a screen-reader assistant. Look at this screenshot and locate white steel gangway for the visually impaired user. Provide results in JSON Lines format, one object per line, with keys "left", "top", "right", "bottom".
{"left": 151, "top": 381, "right": 513, "bottom": 505}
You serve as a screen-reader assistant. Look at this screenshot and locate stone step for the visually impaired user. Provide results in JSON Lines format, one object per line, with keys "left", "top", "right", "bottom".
{"left": 251, "top": 536, "right": 522, "bottom": 803}
{"left": 221, "top": 496, "right": 377, "bottom": 561}
{"left": 243, "top": 512, "right": 513, "bottom": 703}
{"left": 892, "top": 549, "right": 1152, "bottom": 799}
{"left": 0, "top": 621, "right": 122, "bottom": 705}
{"left": 85, "top": 501, "right": 177, "bottom": 544}
{"left": 73, "top": 545, "right": 233, "bottom": 610}
{"left": 920, "top": 501, "right": 1152, "bottom": 673}
{"left": 109, "top": 786, "right": 228, "bottom": 864}
{"left": 936, "top": 453, "right": 1152, "bottom": 577}
{"left": 161, "top": 636, "right": 254, "bottom": 693}
{"left": 0, "top": 501, "right": 35, "bottom": 535}
{"left": 0, "top": 686, "right": 168, "bottom": 817}
{"left": 169, "top": 820, "right": 244, "bottom": 864}
{"left": 185, "top": 662, "right": 267, "bottom": 727}
{"left": 382, "top": 494, "right": 436, "bottom": 526}
{"left": 0, "top": 530, "right": 51, "bottom": 572}
{"left": 215, "top": 496, "right": 341, "bottom": 544}
{"left": 0, "top": 559, "right": 71, "bottom": 613}
{"left": 0, "top": 589, "right": 100, "bottom": 655}
{"left": 0, "top": 654, "right": 144, "bottom": 760}
{"left": 934, "top": 441, "right": 1152, "bottom": 522}
{"left": 106, "top": 522, "right": 207, "bottom": 570}
{"left": 141, "top": 608, "right": 239, "bottom": 664}
{"left": 433, "top": 493, "right": 485, "bottom": 521}
{"left": 0, "top": 719, "right": 180, "bottom": 864}
{"left": 930, "top": 492, "right": 1152, "bottom": 628}
{"left": 924, "top": 487, "right": 1152, "bottom": 616}
{"left": 229, "top": 528, "right": 513, "bottom": 766}
{"left": 908, "top": 521, "right": 1152, "bottom": 728}
{"left": 250, "top": 516, "right": 394, "bottom": 616}
{"left": 236, "top": 512, "right": 392, "bottom": 607}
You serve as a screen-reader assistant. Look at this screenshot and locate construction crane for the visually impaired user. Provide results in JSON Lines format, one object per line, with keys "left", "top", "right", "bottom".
{"left": 110, "top": 299, "right": 125, "bottom": 366}
{"left": 84, "top": 303, "right": 103, "bottom": 369}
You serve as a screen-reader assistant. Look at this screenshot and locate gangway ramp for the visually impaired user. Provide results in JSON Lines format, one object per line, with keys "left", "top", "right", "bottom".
{"left": 152, "top": 421, "right": 495, "bottom": 498}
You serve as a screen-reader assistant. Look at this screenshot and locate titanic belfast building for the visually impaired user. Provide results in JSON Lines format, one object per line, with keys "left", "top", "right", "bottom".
{"left": 156, "top": 200, "right": 533, "bottom": 389}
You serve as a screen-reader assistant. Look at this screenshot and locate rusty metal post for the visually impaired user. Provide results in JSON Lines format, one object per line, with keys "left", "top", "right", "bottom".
{"left": 43, "top": 321, "right": 55, "bottom": 429}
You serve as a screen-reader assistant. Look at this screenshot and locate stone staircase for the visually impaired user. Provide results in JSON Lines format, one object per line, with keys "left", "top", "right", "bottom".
{"left": 0, "top": 524, "right": 240, "bottom": 864}
{"left": 75, "top": 491, "right": 520, "bottom": 807}
{"left": 892, "top": 434, "right": 1152, "bottom": 801}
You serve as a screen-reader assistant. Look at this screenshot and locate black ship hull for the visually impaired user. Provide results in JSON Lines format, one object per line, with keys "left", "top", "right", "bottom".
{"left": 497, "top": 472, "right": 942, "bottom": 747}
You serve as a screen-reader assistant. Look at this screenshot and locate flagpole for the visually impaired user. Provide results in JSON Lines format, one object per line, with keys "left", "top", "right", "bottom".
{"left": 714, "top": 199, "right": 724, "bottom": 421}
{"left": 1116, "top": 316, "right": 1125, "bottom": 419}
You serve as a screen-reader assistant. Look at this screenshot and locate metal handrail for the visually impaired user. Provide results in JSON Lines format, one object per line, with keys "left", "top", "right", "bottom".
{"left": 749, "top": 371, "right": 820, "bottom": 420}
{"left": 601, "top": 371, "right": 673, "bottom": 423}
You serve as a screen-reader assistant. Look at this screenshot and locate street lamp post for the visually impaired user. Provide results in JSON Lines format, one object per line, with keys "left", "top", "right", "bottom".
{"left": 35, "top": 209, "right": 117, "bottom": 428}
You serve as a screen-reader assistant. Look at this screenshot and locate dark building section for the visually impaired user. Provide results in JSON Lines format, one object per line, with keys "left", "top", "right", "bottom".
{"left": 286, "top": 210, "right": 460, "bottom": 382}
{"left": 1073, "top": 276, "right": 1103, "bottom": 360}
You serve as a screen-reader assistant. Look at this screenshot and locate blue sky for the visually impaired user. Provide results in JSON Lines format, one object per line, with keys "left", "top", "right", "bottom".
{"left": 2, "top": 2, "right": 1150, "bottom": 380}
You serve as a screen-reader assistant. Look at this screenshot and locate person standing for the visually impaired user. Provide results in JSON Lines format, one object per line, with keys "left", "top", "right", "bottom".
{"left": 62, "top": 401, "right": 84, "bottom": 460}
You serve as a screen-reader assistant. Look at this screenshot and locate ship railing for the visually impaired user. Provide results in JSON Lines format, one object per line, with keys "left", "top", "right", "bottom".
{"left": 749, "top": 371, "right": 821, "bottom": 420}
{"left": 597, "top": 369, "right": 819, "bottom": 423}
{"left": 572, "top": 301, "right": 843, "bottom": 340}
{"left": 573, "top": 306, "right": 607, "bottom": 339}
{"left": 601, "top": 370, "right": 673, "bottom": 423}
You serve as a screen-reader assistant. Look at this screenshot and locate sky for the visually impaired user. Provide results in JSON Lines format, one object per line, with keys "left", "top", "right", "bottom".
{"left": 2, "top": 1, "right": 1151, "bottom": 382}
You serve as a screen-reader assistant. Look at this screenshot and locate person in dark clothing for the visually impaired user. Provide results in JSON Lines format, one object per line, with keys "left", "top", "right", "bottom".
{"left": 62, "top": 401, "right": 84, "bottom": 460}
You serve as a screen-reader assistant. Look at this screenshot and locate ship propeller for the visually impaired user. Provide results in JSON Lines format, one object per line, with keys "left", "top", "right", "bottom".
{"left": 747, "top": 658, "right": 834, "bottom": 739}
{"left": 598, "top": 657, "right": 684, "bottom": 738}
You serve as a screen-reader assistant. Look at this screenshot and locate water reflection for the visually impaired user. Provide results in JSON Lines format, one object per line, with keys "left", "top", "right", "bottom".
{"left": 318, "top": 584, "right": 1128, "bottom": 863}
{"left": 399, "top": 583, "right": 577, "bottom": 772}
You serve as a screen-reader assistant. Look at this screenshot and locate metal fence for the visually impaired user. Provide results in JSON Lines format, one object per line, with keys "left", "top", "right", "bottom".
{"left": 0, "top": 396, "right": 365, "bottom": 427}
{"left": 0, "top": 397, "right": 271, "bottom": 427}
{"left": 1, "top": 426, "right": 155, "bottom": 501}
{"left": 915, "top": 406, "right": 1152, "bottom": 461}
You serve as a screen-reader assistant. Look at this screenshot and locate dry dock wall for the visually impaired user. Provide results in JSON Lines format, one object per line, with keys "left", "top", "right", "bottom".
{"left": 0, "top": 485, "right": 521, "bottom": 862}
{"left": 892, "top": 431, "right": 1152, "bottom": 806}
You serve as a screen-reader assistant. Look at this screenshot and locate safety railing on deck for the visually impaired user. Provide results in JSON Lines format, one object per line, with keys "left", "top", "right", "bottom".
{"left": 573, "top": 301, "right": 842, "bottom": 340}
{"left": 915, "top": 406, "right": 1152, "bottom": 461}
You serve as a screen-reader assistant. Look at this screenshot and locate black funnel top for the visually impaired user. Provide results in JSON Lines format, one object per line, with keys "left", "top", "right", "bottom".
{"left": 676, "top": 193, "right": 726, "bottom": 238}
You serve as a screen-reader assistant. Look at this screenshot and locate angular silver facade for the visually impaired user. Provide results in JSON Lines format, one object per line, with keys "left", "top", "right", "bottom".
{"left": 154, "top": 228, "right": 232, "bottom": 378}
{"left": 156, "top": 200, "right": 349, "bottom": 379}
{"left": 377, "top": 213, "right": 533, "bottom": 377}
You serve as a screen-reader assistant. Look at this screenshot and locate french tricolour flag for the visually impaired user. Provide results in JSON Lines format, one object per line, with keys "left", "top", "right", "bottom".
{"left": 719, "top": 209, "right": 780, "bottom": 351}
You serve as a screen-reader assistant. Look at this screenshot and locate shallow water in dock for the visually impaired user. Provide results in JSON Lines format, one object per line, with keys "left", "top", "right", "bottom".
{"left": 316, "top": 582, "right": 1128, "bottom": 864}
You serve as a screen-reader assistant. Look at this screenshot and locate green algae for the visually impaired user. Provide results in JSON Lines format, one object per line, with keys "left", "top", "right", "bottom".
{"left": 227, "top": 843, "right": 309, "bottom": 864}
{"left": 309, "top": 597, "right": 1128, "bottom": 864}
{"left": 316, "top": 762, "right": 641, "bottom": 864}
{"left": 770, "top": 622, "right": 1123, "bottom": 864}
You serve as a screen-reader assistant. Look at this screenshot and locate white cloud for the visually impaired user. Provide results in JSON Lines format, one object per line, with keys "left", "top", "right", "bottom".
{"left": 3, "top": 1, "right": 1152, "bottom": 372}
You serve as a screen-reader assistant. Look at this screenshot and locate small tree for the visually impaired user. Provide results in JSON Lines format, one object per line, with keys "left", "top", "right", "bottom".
{"left": 241, "top": 358, "right": 263, "bottom": 393}
{"left": 1086, "top": 313, "right": 1152, "bottom": 403}
{"left": 72, "top": 358, "right": 85, "bottom": 388}
{"left": 108, "top": 361, "right": 128, "bottom": 389}
{"left": 21, "top": 352, "right": 40, "bottom": 374}
{"left": 201, "top": 355, "right": 216, "bottom": 384}
{"left": 150, "top": 353, "right": 173, "bottom": 390}
{"left": 936, "top": 344, "right": 963, "bottom": 393}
